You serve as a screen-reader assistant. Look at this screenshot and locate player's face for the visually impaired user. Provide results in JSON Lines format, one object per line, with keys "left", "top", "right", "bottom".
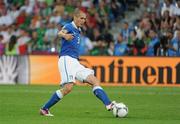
{"left": 75, "top": 12, "right": 86, "bottom": 27}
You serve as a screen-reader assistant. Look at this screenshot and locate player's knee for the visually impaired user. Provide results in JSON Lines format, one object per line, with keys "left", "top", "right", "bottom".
{"left": 92, "top": 81, "right": 100, "bottom": 87}
{"left": 61, "top": 83, "right": 73, "bottom": 95}
{"left": 61, "top": 88, "right": 72, "bottom": 95}
{"left": 65, "top": 85, "right": 72, "bottom": 93}
{"left": 86, "top": 74, "right": 100, "bottom": 87}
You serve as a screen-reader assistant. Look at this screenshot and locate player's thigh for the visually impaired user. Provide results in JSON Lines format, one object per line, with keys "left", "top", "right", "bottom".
{"left": 85, "top": 74, "right": 100, "bottom": 86}
{"left": 75, "top": 65, "right": 94, "bottom": 83}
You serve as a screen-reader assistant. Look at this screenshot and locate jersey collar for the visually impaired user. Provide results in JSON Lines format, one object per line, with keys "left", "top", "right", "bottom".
{"left": 72, "top": 21, "right": 81, "bottom": 31}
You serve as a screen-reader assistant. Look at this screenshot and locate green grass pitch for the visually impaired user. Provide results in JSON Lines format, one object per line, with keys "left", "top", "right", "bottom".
{"left": 0, "top": 85, "right": 180, "bottom": 124}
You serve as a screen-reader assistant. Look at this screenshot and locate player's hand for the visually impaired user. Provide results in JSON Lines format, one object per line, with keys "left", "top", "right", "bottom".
{"left": 64, "top": 34, "right": 74, "bottom": 41}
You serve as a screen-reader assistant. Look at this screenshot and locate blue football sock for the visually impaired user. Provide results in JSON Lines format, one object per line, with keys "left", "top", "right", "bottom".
{"left": 93, "top": 86, "right": 111, "bottom": 106}
{"left": 42, "top": 90, "right": 63, "bottom": 110}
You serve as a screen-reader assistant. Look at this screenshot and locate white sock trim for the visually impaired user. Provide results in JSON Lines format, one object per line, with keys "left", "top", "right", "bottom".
{"left": 56, "top": 90, "right": 63, "bottom": 99}
{"left": 92, "top": 86, "right": 103, "bottom": 92}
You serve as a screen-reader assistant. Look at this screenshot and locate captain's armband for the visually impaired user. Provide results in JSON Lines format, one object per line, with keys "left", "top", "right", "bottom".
{"left": 58, "top": 29, "right": 68, "bottom": 37}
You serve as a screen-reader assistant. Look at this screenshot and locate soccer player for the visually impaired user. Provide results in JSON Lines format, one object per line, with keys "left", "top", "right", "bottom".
{"left": 40, "top": 9, "right": 115, "bottom": 116}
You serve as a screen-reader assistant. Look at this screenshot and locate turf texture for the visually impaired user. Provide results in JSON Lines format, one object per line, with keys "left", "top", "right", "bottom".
{"left": 0, "top": 85, "right": 180, "bottom": 124}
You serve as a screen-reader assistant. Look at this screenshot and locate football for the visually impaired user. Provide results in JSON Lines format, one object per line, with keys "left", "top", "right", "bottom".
{"left": 113, "top": 102, "right": 128, "bottom": 118}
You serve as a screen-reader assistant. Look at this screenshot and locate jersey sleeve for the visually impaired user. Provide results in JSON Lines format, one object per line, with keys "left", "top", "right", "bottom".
{"left": 62, "top": 24, "right": 71, "bottom": 33}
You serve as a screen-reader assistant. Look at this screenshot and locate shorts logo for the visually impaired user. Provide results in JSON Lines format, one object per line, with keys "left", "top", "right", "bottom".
{"left": 69, "top": 75, "right": 73, "bottom": 80}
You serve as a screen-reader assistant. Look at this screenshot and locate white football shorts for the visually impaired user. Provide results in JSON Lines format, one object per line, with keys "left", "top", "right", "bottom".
{"left": 58, "top": 56, "right": 94, "bottom": 86}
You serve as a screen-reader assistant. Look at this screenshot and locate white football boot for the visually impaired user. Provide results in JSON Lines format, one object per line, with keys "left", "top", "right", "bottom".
{"left": 40, "top": 108, "right": 54, "bottom": 116}
{"left": 106, "top": 101, "right": 117, "bottom": 111}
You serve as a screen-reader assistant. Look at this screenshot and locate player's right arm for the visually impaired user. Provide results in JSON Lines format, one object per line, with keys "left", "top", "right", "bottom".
{"left": 58, "top": 28, "right": 74, "bottom": 41}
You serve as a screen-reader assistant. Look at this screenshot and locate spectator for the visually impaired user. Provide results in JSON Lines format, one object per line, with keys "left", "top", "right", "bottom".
{"left": 151, "top": 0, "right": 161, "bottom": 17}
{"left": 160, "top": 10, "right": 174, "bottom": 35}
{"left": 28, "top": 30, "right": 44, "bottom": 53}
{"left": 96, "top": 0, "right": 110, "bottom": 31}
{"left": 173, "top": 0, "right": 180, "bottom": 16}
{"left": 64, "top": 0, "right": 76, "bottom": 14}
{"left": 5, "top": 35, "right": 18, "bottom": 55}
{"left": 146, "top": 29, "right": 160, "bottom": 56}
{"left": 110, "top": 0, "right": 123, "bottom": 21}
{"left": 59, "top": 12, "right": 72, "bottom": 26}
{"left": 107, "top": 41, "right": 114, "bottom": 56}
{"left": 30, "top": 13, "right": 42, "bottom": 30}
{"left": 156, "top": 35, "right": 169, "bottom": 56}
{"left": 49, "top": 11, "right": 61, "bottom": 24}
{"left": 8, "top": 4, "right": 20, "bottom": 24}
{"left": 120, "top": 21, "right": 132, "bottom": 42}
{"left": 40, "top": 1, "right": 53, "bottom": 17}
{"left": 20, "top": 0, "right": 33, "bottom": 15}
{"left": 53, "top": 0, "right": 65, "bottom": 16}
{"left": 149, "top": 11, "right": 161, "bottom": 32}
{"left": 89, "top": 28, "right": 101, "bottom": 42}
{"left": 173, "top": 15, "right": 180, "bottom": 31}
{"left": 90, "top": 35, "right": 109, "bottom": 56}
{"left": 161, "top": 0, "right": 174, "bottom": 17}
{"left": 16, "top": 10, "right": 27, "bottom": 27}
{"left": 139, "top": 0, "right": 151, "bottom": 14}
{"left": 44, "top": 22, "right": 58, "bottom": 51}
{"left": 0, "top": 9, "right": 14, "bottom": 26}
{"left": 130, "top": 30, "right": 147, "bottom": 56}
{"left": 168, "top": 30, "right": 180, "bottom": 56}
{"left": 86, "top": 3, "right": 97, "bottom": 29}
{"left": 17, "top": 27, "right": 31, "bottom": 55}
{"left": 79, "top": 32, "right": 93, "bottom": 55}
{"left": 114, "top": 33, "right": 129, "bottom": 56}
{"left": 0, "top": 25, "right": 11, "bottom": 43}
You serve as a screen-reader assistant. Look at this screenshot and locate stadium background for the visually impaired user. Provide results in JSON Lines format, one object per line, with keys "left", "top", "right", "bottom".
{"left": 0, "top": 0, "right": 180, "bottom": 124}
{"left": 0, "top": 0, "right": 179, "bottom": 85}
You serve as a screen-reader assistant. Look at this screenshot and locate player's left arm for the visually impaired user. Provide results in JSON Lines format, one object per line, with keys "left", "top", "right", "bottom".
{"left": 58, "top": 28, "right": 74, "bottom": 41}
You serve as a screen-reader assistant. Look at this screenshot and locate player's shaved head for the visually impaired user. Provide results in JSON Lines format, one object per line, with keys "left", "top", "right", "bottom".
{"left": 73, "top": 9, "right": 85, "bottom": 17}
{"left": 73, "top": 8, "right": 86, "bottom": 27}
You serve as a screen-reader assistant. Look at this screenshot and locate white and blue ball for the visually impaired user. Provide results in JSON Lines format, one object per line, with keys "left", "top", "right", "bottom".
{"left": 113, "top": 102, "right": 128, "bottom": 118}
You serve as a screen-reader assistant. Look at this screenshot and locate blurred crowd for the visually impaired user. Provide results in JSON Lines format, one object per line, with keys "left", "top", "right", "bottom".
{"left": 0, "top": 0, "right": 179, "bottom": 56}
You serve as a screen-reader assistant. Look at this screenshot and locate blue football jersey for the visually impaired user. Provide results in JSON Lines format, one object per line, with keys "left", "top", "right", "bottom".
{"left": 59, "top": 22, "right": 81, "bottom": 59}
{"left": 146, "top": 37, "right": 159, "bottom": 56}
